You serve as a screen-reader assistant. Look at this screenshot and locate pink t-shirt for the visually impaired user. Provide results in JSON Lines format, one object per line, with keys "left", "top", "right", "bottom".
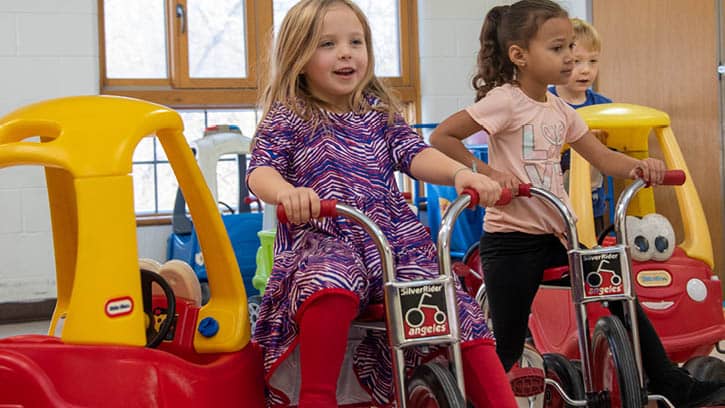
{"left": 465, "top": 84, "right": 588, "bottom": 235}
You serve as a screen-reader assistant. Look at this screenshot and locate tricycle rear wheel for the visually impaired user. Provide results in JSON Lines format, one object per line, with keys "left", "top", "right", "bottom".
{"left": 543, "top": 353, "right": 585, "bottom": 407}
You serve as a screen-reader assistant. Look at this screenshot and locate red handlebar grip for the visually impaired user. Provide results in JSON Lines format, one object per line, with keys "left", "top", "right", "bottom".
{"left": 495, "top": 188, "right": 512, "bottom": 206}
{"left": 662, "top": 170, "right": 686, "bottom": 186}
{"left": 517, "top": 183, "right": 532, "bottom": 197}
{"left": 276, "top": 204, "right": 288, "bottom": 224}
{"left": 319, "top": 199, "right": 338, "bottom": 217}
{"left": 463, "top": 187, "right": 516, "bottom": 207}
{"left": 462, "top": 188, "right": 479, "bottom": 209}
{"left": 276, "top": 199, "right": 338, "bottom": 224}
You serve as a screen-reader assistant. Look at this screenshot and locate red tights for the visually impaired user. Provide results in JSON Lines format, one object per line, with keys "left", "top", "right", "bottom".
{"left": 298, "top": 293, "right": 358, "bottom": 408}
{"left": 297, "top": 293, "right": 516, "bottom": 408}
{"left": 461, "top": 339, "right": 518, "bottom": 408}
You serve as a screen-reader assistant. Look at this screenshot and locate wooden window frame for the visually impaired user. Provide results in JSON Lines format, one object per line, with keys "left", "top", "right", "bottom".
{"left": 98, "top": 0, "right": 419, "bottom": 110}
{"left": 99, "top": 0, "right": 420, "bottom": 223}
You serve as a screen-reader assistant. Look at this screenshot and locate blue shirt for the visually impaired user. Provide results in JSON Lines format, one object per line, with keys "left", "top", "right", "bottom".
{"left": 548, "top": 86, "right": 612, "bottom": 109}
{"left": 549, "top": 86, "right": 612, "bottom": 218}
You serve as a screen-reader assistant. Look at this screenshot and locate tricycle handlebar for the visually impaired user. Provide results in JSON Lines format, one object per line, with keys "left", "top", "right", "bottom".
{"left": 276, "top": 199, "right": 338, "bottom": 224}
{"left": 661, "top": 169, "right": 686, "bottom": 186}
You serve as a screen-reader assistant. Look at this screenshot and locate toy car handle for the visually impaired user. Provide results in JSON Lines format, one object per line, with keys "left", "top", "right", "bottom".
{"left": 276, "top": 201, "right": 397, "bottom": 284}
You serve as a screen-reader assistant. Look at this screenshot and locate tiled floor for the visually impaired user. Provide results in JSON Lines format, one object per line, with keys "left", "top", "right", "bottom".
{"left": 0, "top": 319, "right": 50, "bottom": 337}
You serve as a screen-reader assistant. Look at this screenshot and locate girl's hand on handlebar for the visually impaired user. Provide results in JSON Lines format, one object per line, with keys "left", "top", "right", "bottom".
{"left": 275, "top": 187, "right": 320, "bottom": 224}
{"left": 455, "top": 170, "right": 502, "bottom": 207}
{"left": 488, "top": 169, "right": 520, "bottom": 190}
{"left": 629, "top": 158, "right": 666, "bottom": 186}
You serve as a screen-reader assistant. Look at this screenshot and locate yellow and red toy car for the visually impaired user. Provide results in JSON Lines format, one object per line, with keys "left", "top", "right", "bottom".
{"left": 0, "top": 96, "right": 265, "bottom": 407}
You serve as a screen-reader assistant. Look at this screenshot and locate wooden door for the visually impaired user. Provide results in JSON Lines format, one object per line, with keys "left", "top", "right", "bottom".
{"left": 592, "top": 0, "right": 724, "bottom": 283}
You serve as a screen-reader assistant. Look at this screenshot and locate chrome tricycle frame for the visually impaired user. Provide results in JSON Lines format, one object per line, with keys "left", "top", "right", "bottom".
{"left": 527, "top": 171, "right": 683, "bottom": 407}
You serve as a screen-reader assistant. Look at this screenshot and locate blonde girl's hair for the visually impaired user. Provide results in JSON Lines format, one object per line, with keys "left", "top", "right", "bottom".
{"left": 571, "top": 18, "right": 601, "bottom": 52}
{"left": 258, "top": 0, "right": 400, "bottom": 121}
{"left": 472, "top": 0, "right": 568, "bottom": 101}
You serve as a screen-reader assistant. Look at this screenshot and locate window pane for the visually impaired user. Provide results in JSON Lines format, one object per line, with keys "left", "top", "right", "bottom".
{"left": 154, "top": 110, "right": 206, "bottom": 162}
{"left": 217, "top": 157, "right": 241, "bottom": 209}
{"left": 132, "top": 163, "right": 156, "bottom": 213}
{"left": 157, "top": 163, "right": 179, "bottom": 213}
{"left": 132, "top": 136, "right": 155, "bottom": 162}
{"left": 104, "top": 0, "right": 167, "bottom": 79}
{"left": 187, "top": 0, "right": 247, "bottom": 78}
{"left": 355, "top": 0, "right": 401, "bottom": 77}
{"left": 206, "top": 109, "right": 258, "bottom": 139}
{"left": 272, "top": 0, "right": 401, "bottom": 77}
{"left": 179, "top": 110, "right": 207, "bottom": 144}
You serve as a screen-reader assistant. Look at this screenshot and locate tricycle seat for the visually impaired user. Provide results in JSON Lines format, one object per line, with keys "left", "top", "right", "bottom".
{"left": 543, "top": 266, "right": 569, "bottom": 282}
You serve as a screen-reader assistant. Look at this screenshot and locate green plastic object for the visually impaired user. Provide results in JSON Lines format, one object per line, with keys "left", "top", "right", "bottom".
{"left": 253, "top": 229, "right": 276, "bottom": 294}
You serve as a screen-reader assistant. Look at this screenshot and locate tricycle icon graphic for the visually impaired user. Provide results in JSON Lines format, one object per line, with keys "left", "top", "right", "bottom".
{"left": 586, "top": 258, "right": 622, "bottom": 288}
{"left": 404, "top": 292, "right": 447, "bottom": 328}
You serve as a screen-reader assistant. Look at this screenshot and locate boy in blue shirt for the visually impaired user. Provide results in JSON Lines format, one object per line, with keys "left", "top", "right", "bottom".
{"left": 549, "top": 18, "right": 611, "bottom": 107}
{"left": 549, "top": 18, "right": 611, "bottom": 233}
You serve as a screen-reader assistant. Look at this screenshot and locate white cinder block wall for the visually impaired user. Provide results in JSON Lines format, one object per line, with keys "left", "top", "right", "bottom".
{"left": 418, "top": 0, "right": 588, "bottom": 133}
{"left": 0, "top": 0, "right": 170, "bottom": 304}
{"left": 0, "top": 0, "right": 99, "bottom": 303}
{"left": 0, "top": 0, "right": 587, "bottom": 304}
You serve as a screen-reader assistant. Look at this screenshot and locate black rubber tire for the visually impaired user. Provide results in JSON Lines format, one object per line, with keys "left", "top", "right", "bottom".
{"left": 591, "top": 315, "right": 643, "bottom": 408}
{"left": 683, "top": 355, "right": 725, "bottom": 383}
{"left": 543, "top": 353, "right": 585, "bottom": 407}
{"left": 407, "top": 362, "right": 466, "bottom": 408}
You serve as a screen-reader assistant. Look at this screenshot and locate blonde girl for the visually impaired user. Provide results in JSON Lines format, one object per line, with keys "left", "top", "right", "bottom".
{"left": 247, "top": 0, "right": 516, "bottom": 406}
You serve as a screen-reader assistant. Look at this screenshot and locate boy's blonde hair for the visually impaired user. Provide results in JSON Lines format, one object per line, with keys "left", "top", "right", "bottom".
{"left": 258, "top": 0, "right": 399, "bottom": 121}
{"left": 571, "top": 18, "right": 601, "bottom": 51}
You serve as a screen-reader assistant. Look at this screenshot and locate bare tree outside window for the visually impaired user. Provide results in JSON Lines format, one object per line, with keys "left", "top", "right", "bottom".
{"left": 273, "top": 0, "right": 401, "bottom": 77}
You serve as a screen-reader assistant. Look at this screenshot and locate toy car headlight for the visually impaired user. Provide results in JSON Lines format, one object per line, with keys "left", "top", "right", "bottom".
{"left": 686, "top": 278, "right": 707, "bottom": 302}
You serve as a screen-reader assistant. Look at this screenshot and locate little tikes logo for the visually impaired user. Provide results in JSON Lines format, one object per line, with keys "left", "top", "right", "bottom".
{"left": 637, "top": 270, "right": 672, "bottom": 287}
{"left": 105, "top": 296, "right": 134, "bottom": 317}
{"left": 399, "top": 284, "right": 450, "bottom": 339}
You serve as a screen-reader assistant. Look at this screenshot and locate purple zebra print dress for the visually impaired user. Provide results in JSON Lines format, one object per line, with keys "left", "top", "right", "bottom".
{"left": 247, "top": 98, "right": 493, "bottom": 407}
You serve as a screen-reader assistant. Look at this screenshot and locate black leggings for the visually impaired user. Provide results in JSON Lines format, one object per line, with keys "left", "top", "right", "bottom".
{"left": 479, "top": 231, "right": 676, "bottom": 380}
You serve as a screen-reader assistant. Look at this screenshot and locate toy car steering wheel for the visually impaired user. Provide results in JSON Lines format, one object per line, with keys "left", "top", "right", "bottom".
{"left": 140, "top": 269, "right": 176, "bottom": 348}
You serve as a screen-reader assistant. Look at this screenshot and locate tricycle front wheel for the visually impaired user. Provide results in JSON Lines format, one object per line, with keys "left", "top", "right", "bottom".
{"left": 591, "top": 315, "right": 643, "bottom": 407}
{"left": 407, "top": 362, "right": 465, "bottom": 408}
